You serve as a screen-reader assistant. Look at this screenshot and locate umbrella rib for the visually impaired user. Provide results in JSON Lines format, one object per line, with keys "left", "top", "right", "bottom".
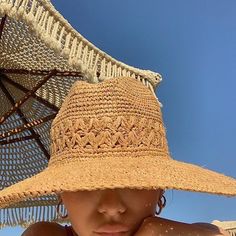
{"left": 0, "top": 73, "right": 59, "bottom": 112}
{"left": 0, "top": 68, "right": 83, "bottom": 77}
{"left": 0, "top": 80, "right": 52, "bottom": 160}
{"left": 0, "top": 15, "right": 7, "bottom": 40}
{"left": 0, "top": 69, "right": 57, "bottom": 125}
{"left": 0, "top": 118, "right": 55, "bottom": 161}
{"left": 0, "top": 134, "right": 40, "bottom": 145}
{"left": 0, "top": 113, "right": 56, "bottom": 140}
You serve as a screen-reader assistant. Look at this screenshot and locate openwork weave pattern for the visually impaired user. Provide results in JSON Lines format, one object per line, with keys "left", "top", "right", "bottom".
{"left": 49, "top": 117, "right": 171, "bottom": 173}
{"left": 51, "top": 117, "right": 168, "bottom": 157}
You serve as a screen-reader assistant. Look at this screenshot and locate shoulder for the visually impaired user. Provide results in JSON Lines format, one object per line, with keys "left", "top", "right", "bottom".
{"left": 21, "top": 221, "right": 66, "bottom": 236}
{"left": 161, "top": 218, "right": 230, "bottom": 235}
{"left": 158, "top": 218, "right": 230, "bottom": 236}
{"left": 137, "top": 217, "right": 230, "bottom": 236}
{"left": 192, "top": 222, "right": 230, "bottom": 236}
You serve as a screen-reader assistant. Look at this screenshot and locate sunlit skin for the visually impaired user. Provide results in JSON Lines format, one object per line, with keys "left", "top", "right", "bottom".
{"left": 21, "top": 188, "right": 230, "bottom": 236}
{"left": 60, "top": 188, "right": 163, "bottom": 236}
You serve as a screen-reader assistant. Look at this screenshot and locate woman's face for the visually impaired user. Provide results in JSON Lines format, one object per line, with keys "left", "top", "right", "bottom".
{"left": 60, "top": 188, "right": 163, "bottom": 236}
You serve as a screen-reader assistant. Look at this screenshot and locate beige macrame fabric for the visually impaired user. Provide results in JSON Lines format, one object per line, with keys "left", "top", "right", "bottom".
{"left": 0, "top": 0, "right": 162, "bottom": 86}
{"left": 212, "top": 220, "right": 236, "bottom": 236}
{"left": 0, "top": 0, "right": 163, "bottom": 228}
{"left": 0, "top": 77, "right": 236, "bottom": 230}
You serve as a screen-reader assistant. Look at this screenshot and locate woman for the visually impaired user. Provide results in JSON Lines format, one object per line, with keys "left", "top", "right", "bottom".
{"left": 22, "top": 189, "right": 229, "bottom": 236}
{"left": 60, "top": 189, "right": 168, "bottom": 236}
{"left": 0, "top": 77, "right": 234, "bottom": 236}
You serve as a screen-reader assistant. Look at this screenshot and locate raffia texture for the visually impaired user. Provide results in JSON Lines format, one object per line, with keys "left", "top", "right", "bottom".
{"left": 0, "top": 0, "right": 163, "bottom": 228}
{"left": 0, "top": 77, "right": 236, "bottom": 229}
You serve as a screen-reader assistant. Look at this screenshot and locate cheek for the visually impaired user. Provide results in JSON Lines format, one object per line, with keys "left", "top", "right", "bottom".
{"left": 140, "top": 196, "right": 158, "bottom": 212}
{"left": 64, "top": 195, "right": 96, "bottom": 234}
{"left": 124, "top": 190, "right": 158, "bottom": 214}
{"left": 61, "top": 193, "right": 89, "bottom": 219}
{"left": 65, "top": 194, "right": 95, "bottom": 217}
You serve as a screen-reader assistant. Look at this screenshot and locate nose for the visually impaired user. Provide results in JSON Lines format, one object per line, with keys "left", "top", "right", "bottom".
{"left": 97, "top": 189, "right": 126, "bottom": 216}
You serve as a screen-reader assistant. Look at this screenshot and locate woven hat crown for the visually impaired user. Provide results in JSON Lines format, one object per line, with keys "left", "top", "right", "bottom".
{"left": 49, "top": 77, "right": 171, "bottom": 167}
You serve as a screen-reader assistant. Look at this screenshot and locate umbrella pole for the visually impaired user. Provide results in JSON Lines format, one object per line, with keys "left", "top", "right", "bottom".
{"left": 0, "top": 134, "right": 40, "bottom": 145}
{"left": 0, "top": 69, "right": 83, "bottom": 159}
{"left": 0, "top": 68, "right": 84, "bottom": 114}
{"left": 0, "top": 69, "right": 57, "bottom": 125}
{"left": 0, "top": 73, "right": 59, "bottom": 112}
{"left": 0, "top": 113, "right": 56, "bottom": 140}
{"left": 0, "top": 68, "right": 83, "bottom": 78}
{"left": 0, "top": 80, "right": 51, "bottom": 160}
{"left": 0, "top": 15, "right": 7, "bottom": 40}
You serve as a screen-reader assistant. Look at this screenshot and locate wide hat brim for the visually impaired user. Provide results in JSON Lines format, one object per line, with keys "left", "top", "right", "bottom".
{"left": 0, "top": 154, "right": 236, "bottom": 209}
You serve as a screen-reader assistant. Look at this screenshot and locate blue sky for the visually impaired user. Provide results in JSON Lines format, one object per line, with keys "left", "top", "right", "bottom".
{"left": 1, "top": 0, "right": 236, "bottom": 235}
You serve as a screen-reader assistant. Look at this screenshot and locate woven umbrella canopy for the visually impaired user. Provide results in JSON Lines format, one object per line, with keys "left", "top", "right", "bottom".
{"left": 0, "top": 0, "right": 162, "bottom": 229}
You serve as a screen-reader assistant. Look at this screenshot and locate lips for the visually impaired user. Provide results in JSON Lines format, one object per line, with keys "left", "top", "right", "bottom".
{"left": 94, "top": 223, "right": 129, "bottom": 235}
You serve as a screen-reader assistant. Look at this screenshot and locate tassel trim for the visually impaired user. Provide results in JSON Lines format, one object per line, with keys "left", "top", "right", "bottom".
{"left": 0, "top": 0, "right": 162, "bottom": 102}
{"left": 0, "top": 203, "right": 70, "bottom": 229}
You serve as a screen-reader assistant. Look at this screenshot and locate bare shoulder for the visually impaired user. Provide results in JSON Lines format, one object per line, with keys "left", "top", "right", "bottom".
{"left": 21, "top": 221, "right": 66, "bottom": 236}
{"left": 135, "top": 216, "right": 230, "bottom": 236}
{"left": 159, "top": 217, "right": 230, "bottom": 235}
{"left": 192, "top": 222, "right": 230, "bottom": 236}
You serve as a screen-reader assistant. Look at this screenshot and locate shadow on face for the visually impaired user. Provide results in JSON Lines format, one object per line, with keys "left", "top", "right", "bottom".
{"left": 59, "top": 188, "right": 163, "bottom": 236}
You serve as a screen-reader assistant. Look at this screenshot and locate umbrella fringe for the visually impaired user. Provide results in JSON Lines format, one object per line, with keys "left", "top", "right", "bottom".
{"left": 0, "top": 204, "right": 69, "bottom": 229}
{"left": 0, "top": 0, "right": 162, "bottom": 87}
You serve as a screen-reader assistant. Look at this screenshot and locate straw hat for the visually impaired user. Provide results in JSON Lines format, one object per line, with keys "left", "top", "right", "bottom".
{"left": 0, "top": 76, "right": 236, "bottom": 228}
{"left": 0, "top": 0, "right": 162, "bottom": 228}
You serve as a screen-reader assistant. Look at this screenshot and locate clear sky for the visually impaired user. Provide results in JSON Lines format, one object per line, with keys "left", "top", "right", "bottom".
{"left": 1, "top": 0, "right": 236, "bottom": 235}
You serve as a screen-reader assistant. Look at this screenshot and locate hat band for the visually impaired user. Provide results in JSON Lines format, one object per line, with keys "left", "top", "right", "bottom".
{"left": 50, "top": 115, "right": 170, "bottom": 162}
